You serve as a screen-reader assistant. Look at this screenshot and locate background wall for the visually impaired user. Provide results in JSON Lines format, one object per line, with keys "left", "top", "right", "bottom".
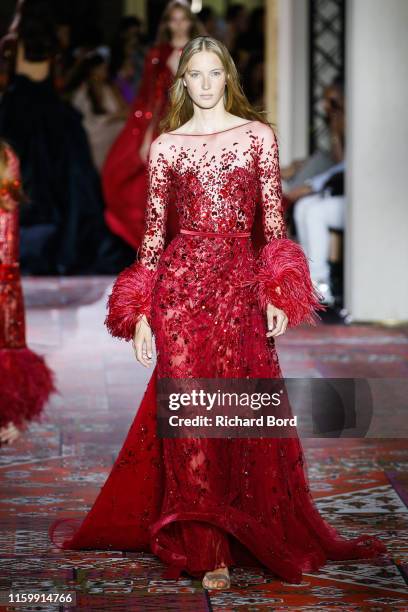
{"left": 345, "top": 0, "right": 408, "bottom": 321}
{"left": 125, "top": 0, "right": 146, "bottom": 21}
{"left": 276, "top": 0, "right": 309, "bottom": 165}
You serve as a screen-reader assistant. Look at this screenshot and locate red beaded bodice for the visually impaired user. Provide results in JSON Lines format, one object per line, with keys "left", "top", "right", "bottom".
{"left": 139, "top": 120, "right": 287, "bottom": 270}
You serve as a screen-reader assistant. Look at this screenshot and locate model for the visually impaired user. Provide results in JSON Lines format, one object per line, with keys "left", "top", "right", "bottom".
{"left": 49, "top": 36, "right": 386, "bottom": 591}
{"left": 0, "top": 141, "right": 55, "bottom": 444}
{"left": 101, "top": 1, "right": 204, "bottom": 251}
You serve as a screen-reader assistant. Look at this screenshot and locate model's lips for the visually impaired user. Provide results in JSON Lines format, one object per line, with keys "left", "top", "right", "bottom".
{"left": 200, "top": 94, "right": 213, "bottom": 98}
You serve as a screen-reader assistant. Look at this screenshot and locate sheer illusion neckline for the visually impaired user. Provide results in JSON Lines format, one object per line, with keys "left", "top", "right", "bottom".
{"left": 168, "top": 120, "right": 256, "bottom": 137}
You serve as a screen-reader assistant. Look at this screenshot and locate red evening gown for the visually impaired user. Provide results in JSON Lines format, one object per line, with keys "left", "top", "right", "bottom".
{"left": 0, "top": 145, "right": 55, "bottom": 428}
{"left": 49, "top": 120, "right": 386, "bottom": 583}
{"left": 101, "top": 43, "right": 181, "bottom": 252}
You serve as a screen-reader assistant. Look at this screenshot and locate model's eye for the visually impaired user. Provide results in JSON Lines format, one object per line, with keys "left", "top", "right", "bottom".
{"left": 190, "top": 73, "right": 199, "bottom": 78}
{"left": 212, "top": 71, "right": 222, "bottom": 77}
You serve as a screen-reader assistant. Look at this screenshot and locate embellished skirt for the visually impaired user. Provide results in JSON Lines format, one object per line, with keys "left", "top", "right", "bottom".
{"left": 49, "top": 232, "right": 386, "bottom": 582}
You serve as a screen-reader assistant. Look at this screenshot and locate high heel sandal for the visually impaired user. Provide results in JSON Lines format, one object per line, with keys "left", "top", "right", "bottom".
{"left": 202, "top": 567, "right": 231, "bottom": 590}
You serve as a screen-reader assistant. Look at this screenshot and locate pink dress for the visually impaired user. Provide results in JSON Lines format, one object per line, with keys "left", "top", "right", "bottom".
{"left": 49, "top": 120, "right": 386, "bottom": 582}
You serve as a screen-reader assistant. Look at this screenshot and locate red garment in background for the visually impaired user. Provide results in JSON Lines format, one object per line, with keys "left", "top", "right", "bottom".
{"left": 49, "top": 121, "right": 386, "bottom": 583}
{"left": 101, "top": 43, "right": 180, "bottom": 251}
{"left": 0, "top": 146, "right": 55, "bottom": 427}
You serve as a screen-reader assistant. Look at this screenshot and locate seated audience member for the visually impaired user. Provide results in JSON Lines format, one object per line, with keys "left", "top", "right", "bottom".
{"left": 287, "top": 76, "right": 346, "bottom": 306}
{"left": 0, "top": 1, "right": 133, "bottom": 274}
{"left": 293, "top": 163, "right": 345, "bottom": 306}
{"left": 69, "top": 52, "right": 128, "bottom": 171}
{"left": 283, "top": 76, "right": 345, "bottom": 194}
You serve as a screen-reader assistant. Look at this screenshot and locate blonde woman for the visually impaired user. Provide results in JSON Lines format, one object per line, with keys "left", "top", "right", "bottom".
{"left": 50, "top": 36, "right": 386, "bottom": 591}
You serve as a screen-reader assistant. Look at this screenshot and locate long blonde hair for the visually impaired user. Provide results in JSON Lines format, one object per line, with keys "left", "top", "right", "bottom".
{"left": 159, "top": 36, "right": 273, "bottom": 134}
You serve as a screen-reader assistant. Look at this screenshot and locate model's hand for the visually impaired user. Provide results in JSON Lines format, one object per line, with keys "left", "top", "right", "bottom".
{"left": 266, "top": 287, "right": 288, "bottom": 338}
{"left": 132, "top": 315, "right": 153, "bottom": 367}
{"left": 266, "top": 304, "right": 288, "bottom": 338}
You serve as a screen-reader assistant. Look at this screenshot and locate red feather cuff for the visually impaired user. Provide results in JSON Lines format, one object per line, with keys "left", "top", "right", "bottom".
{"left": 255, "top": 239, "right": 325, "bottom": 326}
{"left": 105, "top": 262, "right": 157, "bottom": 341}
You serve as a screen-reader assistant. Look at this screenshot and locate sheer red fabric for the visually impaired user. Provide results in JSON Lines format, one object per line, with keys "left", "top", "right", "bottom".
{"left": 49, "top": 121, "right": 387, "bottom": 583}
{"left": 0, "top": 146, "right": 55, "bottom": 427}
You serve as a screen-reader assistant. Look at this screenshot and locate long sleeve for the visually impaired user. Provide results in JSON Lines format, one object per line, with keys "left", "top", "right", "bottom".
{"left": 105, "top": 137, "right": 172, "bottom": 340}
{"left": 254, "top": 124, "right": 324, "bottom": 327}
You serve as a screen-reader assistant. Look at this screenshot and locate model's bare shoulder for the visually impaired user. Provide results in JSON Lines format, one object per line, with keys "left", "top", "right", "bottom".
{"left": 150, "top": 132, "right": 172, "bottom": 148}
{"left": 250, "top": 120, "right": 278, "bottom": 141}
{"left": 148, "top": 132, "right": 173, "bottom": 162}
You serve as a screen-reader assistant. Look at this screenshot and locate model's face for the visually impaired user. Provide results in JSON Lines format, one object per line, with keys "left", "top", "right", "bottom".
{"left": 168, "top": 8, "right": 192, "bottom": 39}
{"left": 183, "top": 51, "right": 226, "bottom": 109}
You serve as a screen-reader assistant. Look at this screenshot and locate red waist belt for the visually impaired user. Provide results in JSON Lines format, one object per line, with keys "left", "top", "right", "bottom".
{"left": 180, "top": 229, "right": 251, "bottom": 238}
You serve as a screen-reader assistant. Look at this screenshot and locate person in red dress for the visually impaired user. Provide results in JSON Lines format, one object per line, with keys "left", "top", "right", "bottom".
{"left": 0, "top": 141, "right": 55, "bottom": 445}
{"left": 101, "top": 1, "right": 204, "bottom": 252}
{"left": 49, "top": 37, "right": 387, "bottom": 590}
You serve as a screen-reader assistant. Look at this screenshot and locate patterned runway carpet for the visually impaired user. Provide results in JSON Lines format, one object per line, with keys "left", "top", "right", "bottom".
{"left": 0, "top": 277, "right": 407, "bottom": 611}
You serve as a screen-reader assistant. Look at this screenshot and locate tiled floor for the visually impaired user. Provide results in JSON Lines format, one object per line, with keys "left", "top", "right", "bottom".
{"left": 1, "top": 277, "right": 407, "bottom": 611}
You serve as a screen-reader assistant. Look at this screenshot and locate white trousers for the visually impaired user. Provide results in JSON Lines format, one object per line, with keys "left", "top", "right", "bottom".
{"left": 293, "top": 193, "right": 346, "bottom": 284}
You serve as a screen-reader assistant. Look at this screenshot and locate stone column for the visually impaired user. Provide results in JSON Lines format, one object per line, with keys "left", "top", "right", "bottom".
{"left": 345, "top": 0, "right": 408, "bottom": 322}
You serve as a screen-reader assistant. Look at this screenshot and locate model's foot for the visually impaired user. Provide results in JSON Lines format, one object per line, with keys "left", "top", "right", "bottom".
{"left": 0, "top": 422, "right": 21, "bottom": 444}
{"left": 202, "top": 566, "right": 230, "bottom": 590}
